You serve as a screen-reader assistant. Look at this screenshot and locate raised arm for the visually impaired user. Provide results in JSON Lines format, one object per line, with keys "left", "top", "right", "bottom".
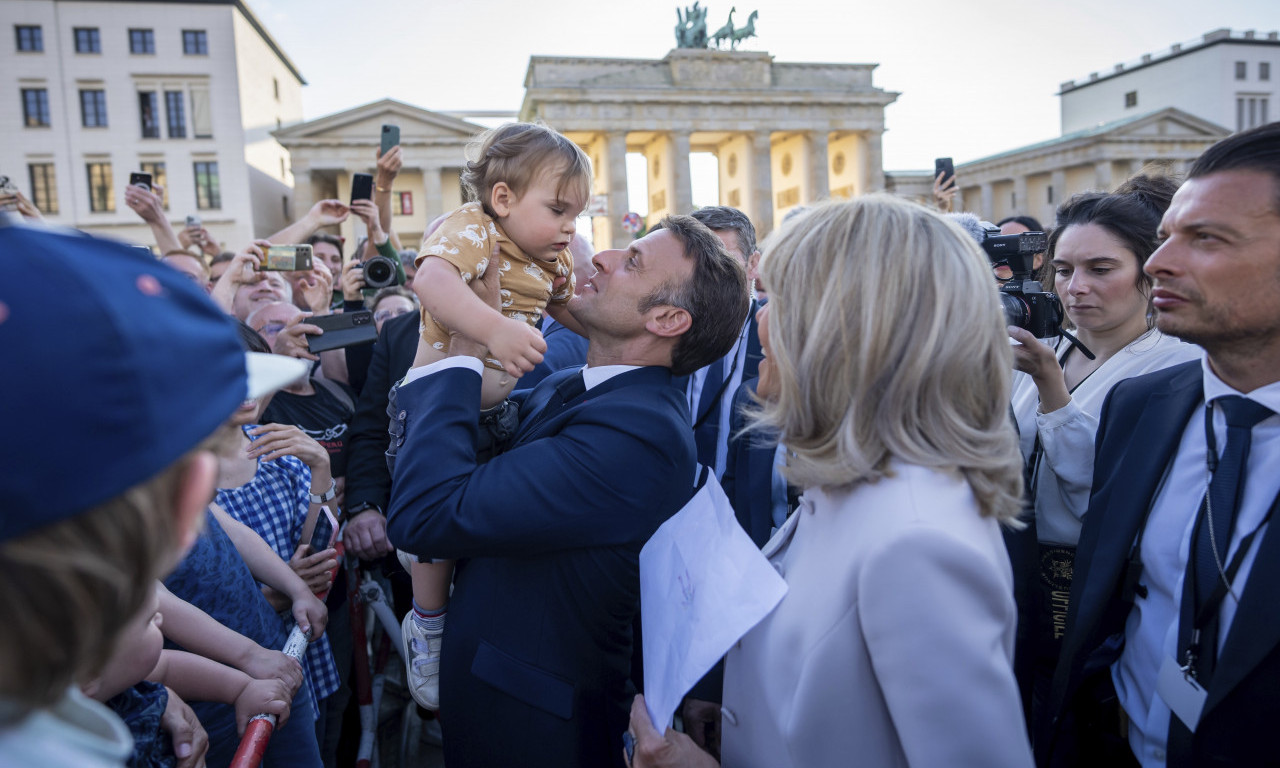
{"left": 124, "top": 183, "right": 183, "bottom": 255}
{"left": 267, "top": 199, "right": 350, "bottom": 245}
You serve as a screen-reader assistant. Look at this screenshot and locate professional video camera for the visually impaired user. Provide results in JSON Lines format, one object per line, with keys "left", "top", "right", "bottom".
{"left": 979, "top": 222, "right": 1062, "bottom": 339}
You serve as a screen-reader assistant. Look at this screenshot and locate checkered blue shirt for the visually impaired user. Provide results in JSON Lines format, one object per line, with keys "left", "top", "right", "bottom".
{"left": 216, "top": 426, "right": 340, "bottom": 709}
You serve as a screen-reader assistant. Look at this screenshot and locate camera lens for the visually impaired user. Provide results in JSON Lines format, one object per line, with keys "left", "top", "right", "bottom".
{"left": 363, "top": 256, "right": 398, "bottom": 289}
{"left": 1000, "top": 293, "right": 1030, "bottom": 330}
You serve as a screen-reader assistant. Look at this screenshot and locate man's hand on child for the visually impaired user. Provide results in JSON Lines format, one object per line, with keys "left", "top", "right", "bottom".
{"left": 160, "top": 687, "right": 209, "bottom": 768}
{"left": 233, "top": 677, "right": 292, "bottom": 735}
{"left": 487, "top": 317, "right": 547, "bottom": 377}
{"left": 239, "top": 648, "right": 303, "bottom": 698}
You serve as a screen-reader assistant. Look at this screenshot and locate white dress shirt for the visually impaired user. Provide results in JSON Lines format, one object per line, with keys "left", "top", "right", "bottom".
{"left": 1011, "top": 331, "right": 1199, "bottom": 545}
{"left": 404, "top": 355, "right": 636, "bottom": 392}
{"left": 1112, "top": 354, "right": 1280, "bottom": 767}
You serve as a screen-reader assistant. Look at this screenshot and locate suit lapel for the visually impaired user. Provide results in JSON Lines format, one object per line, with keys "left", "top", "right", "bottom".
{"left": 1071, "top": 367, "right": 1203, "bottom": 660}
{"left": 512, "top": 367, "right": 674, "bottom": 447}
{"left": 742, "top": 299, "right": 762, "bottom": 382}
{"left": 1206, "top": 492, "right": 1280, "bottom": 713}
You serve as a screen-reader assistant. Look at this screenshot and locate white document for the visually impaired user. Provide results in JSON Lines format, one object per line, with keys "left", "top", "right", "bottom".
{"left": 639, "top": 474, "right": 789, "bottom": 731}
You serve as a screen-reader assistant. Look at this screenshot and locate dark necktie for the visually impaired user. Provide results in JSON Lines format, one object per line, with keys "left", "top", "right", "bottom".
{"left": 523, "top": 370, "right": 586, "bottom": 435}
{"left": 693, "top": 359, "right": 726, "bottom": 471}
{"left": 1186, "top": 395, "right": 1273, "bottom": 679}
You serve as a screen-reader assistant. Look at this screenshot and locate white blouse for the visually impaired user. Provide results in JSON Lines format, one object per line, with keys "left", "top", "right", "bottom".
{"left": 1011, "top": 329, "right": 1200, "bottom": 545}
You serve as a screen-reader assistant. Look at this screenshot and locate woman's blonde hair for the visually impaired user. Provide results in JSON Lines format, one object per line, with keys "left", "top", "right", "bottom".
{"left": 753, "top": 195, "right": 1023, "bottom": 521}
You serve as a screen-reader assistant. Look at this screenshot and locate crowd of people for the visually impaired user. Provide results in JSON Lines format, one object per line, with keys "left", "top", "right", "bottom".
{"left": 1, "top": 117, "right": 1278, "bottom": 768}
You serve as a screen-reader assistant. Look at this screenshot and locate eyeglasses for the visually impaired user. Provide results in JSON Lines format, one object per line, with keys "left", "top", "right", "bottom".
{"left": 258, "top": 322, "right": 287, "bottom": 338}
{"left": 374, "top": 307, "right": 413, "bottom": 324}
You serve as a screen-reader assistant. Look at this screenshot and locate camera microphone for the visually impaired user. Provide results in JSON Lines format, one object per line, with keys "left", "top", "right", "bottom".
{"left": 944, "top": 213, "right": 988, "bottom": 247}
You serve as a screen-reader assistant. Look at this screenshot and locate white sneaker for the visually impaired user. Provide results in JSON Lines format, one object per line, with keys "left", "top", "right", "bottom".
{"left": 400, "top": 611, "right": 443, "bottom": 710}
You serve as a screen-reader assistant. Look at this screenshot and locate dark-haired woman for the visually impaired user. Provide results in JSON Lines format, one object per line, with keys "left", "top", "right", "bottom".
{"left": 1008, "top": 175, "right": 1200, "bottom": 721}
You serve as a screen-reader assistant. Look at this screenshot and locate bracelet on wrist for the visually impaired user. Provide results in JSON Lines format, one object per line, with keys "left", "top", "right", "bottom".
{"left": 309, "top": 478, "right": 337, "bottom": 505}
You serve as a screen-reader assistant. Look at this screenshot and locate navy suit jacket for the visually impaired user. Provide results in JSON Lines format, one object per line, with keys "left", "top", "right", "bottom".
{"left": 721, "top": 377, "right": 779, "bottom": 549}
{"left": 522, "top": 316, "right": 590, "bottom": 389}
{"left": 1043, "top": 361, "right": 1280, "bottom": 767}
{"left": 386, "top": 364, "right": 695, "bottom": 768}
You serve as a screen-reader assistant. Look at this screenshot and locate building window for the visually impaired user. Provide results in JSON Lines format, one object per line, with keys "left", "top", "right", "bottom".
{"left": 27, "top": 163, "right": 57, "bottom": 214}
{"left": 15, "top": 25, "right": 43, "bottom": 52}
{"left": 1124, "top": 91, "right": 1138, "bottom": 108}
{"left": 80, "top": 89, "right": 108, "bottom": 127}
{"left": 193, "top": 161, "right": 220, "bottom": 209}
{"left": 129, "top": 28, "right": 154, "bottom": 54}
{"left": 273, "top": 77, "right": 280, "bottom": 101}
{"left": 182, "top": 30, "right": 207, "bottom": 55}
{"left": 1047, "top": 185, "right": 1054, "bottom": 205}
{"left": 86, "top": 162, "right": 113, "bottom": 212}
{"left": 279, "top": 157, "right": 286, "bottom": 179}
{"left": 1235, "top": 61, "right": 1247, "bottom": 80}
{"left": 1264, "top": 98, "right": 1271, "bottom": 126}
{"left": 138, "top": 91, "right": 159, "bottom": 138}
{"left": 1262, "top": 62, "right": 1272, "bottom": 81}
{"left": 165, "top": 91, "right": 186, "bottom": 138}
{"left": 73, "top": 27, "right": 100, "bottom": 54}
{"left": 22, "top": 88, "right": 50, "bottom": 127}
{"left": 190, "top": 86, "right": 212, "bottom": 138}
{"left": 394, "top": 191, "right": 414, "bottom": 216}
{"left": 139, "top": 161, "right": 167, "bottom": 208}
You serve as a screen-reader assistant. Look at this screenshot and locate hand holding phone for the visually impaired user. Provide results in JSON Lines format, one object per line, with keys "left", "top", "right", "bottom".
{"left": 263, "top": 244, "right": 314, "bottom": 271}
{"left": 129, "top": 172, "right": 153, "bottom": 190}
{"left": 380, "top": 124, "right": 400, "bottom": 157}
{"left": 305, "top": 310, "right": 377, "bottom": 354}
{"left": 350, "top": 173, "right": 374, "bottom": 204}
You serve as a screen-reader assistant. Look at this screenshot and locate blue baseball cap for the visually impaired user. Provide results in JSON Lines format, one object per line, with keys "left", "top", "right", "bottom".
{"left": 0, "top": 223, "right": 307, "bottom": 541}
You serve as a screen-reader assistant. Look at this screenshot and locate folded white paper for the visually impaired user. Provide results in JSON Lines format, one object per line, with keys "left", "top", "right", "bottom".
{"left": 640, "top": 474, "right": 789, "bottom": 731}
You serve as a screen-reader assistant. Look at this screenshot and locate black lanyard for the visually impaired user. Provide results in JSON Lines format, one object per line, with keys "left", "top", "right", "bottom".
{"left": 1187, "top": 403, "right": 1280, "bottom": 633}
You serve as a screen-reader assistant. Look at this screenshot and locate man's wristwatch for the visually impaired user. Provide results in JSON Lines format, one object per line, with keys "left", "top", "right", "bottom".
{"left": 347, "top": 502, "right": 382, "bottom": 518}
{"left": 309, "top": 478, "right": 337, "bottom": 505}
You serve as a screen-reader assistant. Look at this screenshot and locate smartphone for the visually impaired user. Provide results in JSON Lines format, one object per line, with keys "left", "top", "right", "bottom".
{"left": 350, "top": 173, "right": 374, "bottom": 203}
{"left": 263, "top": 244, "right": 314, "bottom": 271}
{"left": 305, "top": 310, "right": 377, "bottom": 354}
{"left": 185, "top": 214, "right": 201, "bottom": 229}
{"left": 0, "top": 175, "right": 18, "bottom": 211}
{"left": 934, "top": 157, "right": 955, "bottom": 185}
{"left": 380, "top": 124, "right": 400, "bottom": 157}
{"left": 129, "top": 172, "right": 152, "bottom": 190}
{"left": 308, "top": 507, "right": 337, "bottom": 553}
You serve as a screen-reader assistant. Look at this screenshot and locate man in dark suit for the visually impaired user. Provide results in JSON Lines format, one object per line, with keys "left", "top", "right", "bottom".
{"left": 1043, "top": 122, "right": 1280, "bottom": 767}
{"left": 385, "top": 215, "right": 748, "bottom": 768}
{"left": 683, "top": 207, "right": 763, "bottom": 479}
{"left": 342, "top": 310, "right": 419, "bottom": 561}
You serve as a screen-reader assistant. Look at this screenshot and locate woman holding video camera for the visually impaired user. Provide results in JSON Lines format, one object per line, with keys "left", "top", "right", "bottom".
{"left": 627, "top": 196, "right": 1033, "bottom": 768}
{"left": 1006, "top": 174, "right": 1199, "bottom": 717}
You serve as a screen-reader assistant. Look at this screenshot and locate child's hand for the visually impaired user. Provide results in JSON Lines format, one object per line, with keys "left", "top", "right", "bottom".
{"left": 289, "top": 544, "right": 338, "bottom": 594}
{"left": 239, "top": 647, "right": 303, "bottom": 699}
{"left": 160, "top": 687, "right": 209, "bottom": 768}
{"left": 290, "top": 589, "right": 329, "bottom": 638}
{"left": 233, "top": 677, "right": 292, "bottom": 735}
{"left": 486, "top": 317, "right": 547, "bottom": 377}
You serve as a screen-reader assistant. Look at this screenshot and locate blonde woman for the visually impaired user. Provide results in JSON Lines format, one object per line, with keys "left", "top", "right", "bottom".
{"left": 628, "top": 196, "right": 1034, "bottom": 768}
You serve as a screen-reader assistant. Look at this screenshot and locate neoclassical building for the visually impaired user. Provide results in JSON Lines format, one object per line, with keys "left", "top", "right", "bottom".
{"left": 273, "top": 99, "right": 485, "bottom": 251}
{"left": 886, "top": 107, "right": 1230, "bottom": 225}
{"left": 520, "top": 48, "right": 898, "bottom": 247}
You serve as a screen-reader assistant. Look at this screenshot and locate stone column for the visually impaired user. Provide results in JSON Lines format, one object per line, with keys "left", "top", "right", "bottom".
{"left": 671, "top": 131, "right": 693, "bottom": 215}
{"left": 1050, "top": 169, "right": 1066, "bottom": 206}
{"left": 291, "top": 166, "right": 313, "bottom": 221}
{"left": 749, "top": 131, "right": 773, "bottom": 237}
{"left": 1013, "top": 175, "right": 1028, "bottom": 214}
{"left": 979, "top": 182, "right": 994, "bottom": 219}
{"left": 1094, "top": 160, "right": 1113, "bottom": 191}
{"left": 603, "top": 131, "right": 629, "bottom": 249}
{"left": 807, "top": 131, "right": 830, "bottom": 202}
{"left": 422, "top": 166, "right": 444, "bottom": 223}
{"left": 859, "top": 130, "right": 884, "bottom": 193}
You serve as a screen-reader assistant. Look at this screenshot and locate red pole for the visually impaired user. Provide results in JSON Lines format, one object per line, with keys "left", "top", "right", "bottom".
{"left": 228, "top": 625, "right": 311, "bottom": 768}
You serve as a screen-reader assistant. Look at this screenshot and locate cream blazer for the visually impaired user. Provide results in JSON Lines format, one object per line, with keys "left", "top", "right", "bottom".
{"left": 720, "top": 463, "right": 1033, "bottom": 768}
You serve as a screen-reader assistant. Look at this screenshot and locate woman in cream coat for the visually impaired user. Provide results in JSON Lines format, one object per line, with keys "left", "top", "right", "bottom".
{"left": 629, "top": 196, "right": 1034, "bottom": 768}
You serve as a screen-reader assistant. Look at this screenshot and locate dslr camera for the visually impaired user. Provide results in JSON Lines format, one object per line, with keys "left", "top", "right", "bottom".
{"left": 980, "top": 222, "right": 1063, "bottom": 338}
{"left": 362, "top": 255, "right": 402, "bottom": 290}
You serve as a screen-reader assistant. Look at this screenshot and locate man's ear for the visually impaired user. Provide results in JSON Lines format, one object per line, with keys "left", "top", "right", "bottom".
{"left": 167, "top": 451, "right": 216, "bottom": 567}
{"left": 490, "top": 182, "right": 515, "bottom": 218}
{"left": 645, "top": 305, "right": 692, "bottom": 339}
{"left": 747, "top": 249, "right": 762, "bottom": 281}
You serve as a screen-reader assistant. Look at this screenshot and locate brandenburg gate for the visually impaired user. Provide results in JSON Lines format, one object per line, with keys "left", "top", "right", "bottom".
{"left": 520, "top": 48, "right": 898, "bottom": 248}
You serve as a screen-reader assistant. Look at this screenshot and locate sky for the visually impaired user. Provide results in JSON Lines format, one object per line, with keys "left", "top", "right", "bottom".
{"left": 250, "top": 0, "right": 1276, "bottom": 209}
